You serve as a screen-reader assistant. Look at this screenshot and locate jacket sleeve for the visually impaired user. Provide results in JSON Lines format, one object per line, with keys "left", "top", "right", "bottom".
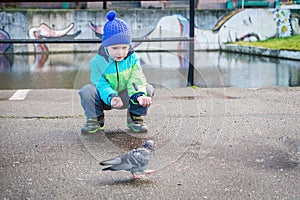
{"left": 127, "top": 54, "right": 147, "bottom": 103}
{"left": 90, "top": 55, "right": 118, "bottom": 106}
{"left": 97, "top": 76, "right": 118, "bottom": 105}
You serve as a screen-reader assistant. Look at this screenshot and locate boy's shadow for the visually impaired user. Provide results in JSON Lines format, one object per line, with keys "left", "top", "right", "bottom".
{"left": 104, "top": 130, "right": 153, "bottom": 150}
{"left": 80, "top": 129, "right": 153, "bottom": 151}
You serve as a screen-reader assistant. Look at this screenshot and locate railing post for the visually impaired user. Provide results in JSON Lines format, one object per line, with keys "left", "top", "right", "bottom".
{"left": 103, "top": 0, "right": 107, "bottom": 9}
{"left": 188, "top": 0, "right": 195, "bottom": 86}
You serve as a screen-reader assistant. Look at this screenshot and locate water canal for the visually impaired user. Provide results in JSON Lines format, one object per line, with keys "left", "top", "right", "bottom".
{"left": 0, "top": 50, "right": 299, "bottom": 89}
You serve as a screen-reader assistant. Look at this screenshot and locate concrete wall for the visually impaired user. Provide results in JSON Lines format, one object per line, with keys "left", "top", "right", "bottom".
{"left": 0, "top": 9, "right": 228, "bottom": 38}
{"left": 0, "top": 9, "right": 229, "bottom": 53}
{"left": 0, "top": 8, "right": 299, "bottom": 53}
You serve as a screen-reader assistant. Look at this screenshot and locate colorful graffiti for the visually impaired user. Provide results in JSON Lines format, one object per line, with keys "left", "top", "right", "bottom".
{"left": 0, "top": 29, "right": 11, "bottom": 53}
{"left": 141, "top": 8, "right": 299, "bottom": 52}
{"left": 0, "top": 29, "right": 13, "bottom": 72}
{"left": 28, "top": 23, "right": 81, "bottom": 70}
{"left": 88, "top": 21, "right": 104, "bottom": 38}
{"left": 269, "top": 8, "right": 292, "bottom": 37}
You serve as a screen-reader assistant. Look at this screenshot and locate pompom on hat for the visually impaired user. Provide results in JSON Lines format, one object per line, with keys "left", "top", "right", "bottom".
{"left": 102, "top": 10, "right": 131, "bottom": 47}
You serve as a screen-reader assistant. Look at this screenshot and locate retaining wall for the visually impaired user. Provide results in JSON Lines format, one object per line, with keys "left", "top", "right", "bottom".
{"left": 0, "top": 8, "right": 299, "bottom": 54}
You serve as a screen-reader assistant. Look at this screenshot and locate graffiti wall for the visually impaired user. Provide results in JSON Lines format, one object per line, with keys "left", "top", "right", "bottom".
{"left": 1, "top": 9, "right": 299, "bottom": 52}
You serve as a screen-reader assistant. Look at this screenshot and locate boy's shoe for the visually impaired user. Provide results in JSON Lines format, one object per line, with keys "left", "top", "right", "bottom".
{"left": 127, "top": 111, "right": 148, "bottom": 133}
{"left": 81, "top": 115, "right": 105, "bottom": 134}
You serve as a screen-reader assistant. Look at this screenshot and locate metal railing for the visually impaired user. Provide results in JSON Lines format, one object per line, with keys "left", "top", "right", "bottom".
{"left": 0, "top": 0, "right": 196, "bottom": 86}
{"left": 0, "top": 37, "right": 192, "bottom": 44}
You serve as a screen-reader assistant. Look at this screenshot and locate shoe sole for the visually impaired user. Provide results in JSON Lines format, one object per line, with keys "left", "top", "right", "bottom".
{"left": 127, "top": 124, "right": 147, "bottom": 133}
{"left": 81, "top": 126, "right": 104, "bottom": 134}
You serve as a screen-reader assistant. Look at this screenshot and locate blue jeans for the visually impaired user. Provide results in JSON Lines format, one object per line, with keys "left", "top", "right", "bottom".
{"left": 79, "top": 84, "right": 154, "bottom": 118}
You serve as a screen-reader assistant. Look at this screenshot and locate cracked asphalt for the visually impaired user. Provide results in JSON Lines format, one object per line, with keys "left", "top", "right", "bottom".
{"left": 0, "top": 87, "right": 299, "bottom": 199}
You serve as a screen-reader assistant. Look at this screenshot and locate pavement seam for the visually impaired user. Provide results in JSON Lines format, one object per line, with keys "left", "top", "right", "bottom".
{"left": 0, "top": 115, "right": 84, "bottom": 119}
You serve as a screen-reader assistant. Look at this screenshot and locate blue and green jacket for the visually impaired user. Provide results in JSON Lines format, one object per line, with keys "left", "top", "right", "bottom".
{"left": 90, "top": 45, "right": 147, "bottom": 106}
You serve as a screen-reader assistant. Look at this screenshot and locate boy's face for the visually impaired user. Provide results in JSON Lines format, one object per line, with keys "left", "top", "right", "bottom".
{"left": 106, "top": 44, "right": 130, "bottom": 61}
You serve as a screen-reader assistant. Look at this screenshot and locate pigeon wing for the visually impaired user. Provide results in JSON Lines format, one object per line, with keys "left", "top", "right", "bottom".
{"left": 126, "top": 148, "right": 151, "bottom": 172}
{"left": 100, "top": 148, "right": 151, "bottom": 172}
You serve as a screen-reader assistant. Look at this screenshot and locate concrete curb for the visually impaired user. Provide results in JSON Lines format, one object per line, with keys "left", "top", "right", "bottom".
{"left": 223, "top": 44, "right": 300, "bottom": 61}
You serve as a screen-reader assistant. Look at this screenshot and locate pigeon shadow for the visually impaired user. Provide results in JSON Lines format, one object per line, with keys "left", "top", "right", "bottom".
{"left": 91, "top": 177, "right": 154, "bottom": 187}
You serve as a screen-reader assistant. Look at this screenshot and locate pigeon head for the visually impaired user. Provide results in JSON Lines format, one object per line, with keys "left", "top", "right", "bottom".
{"left": 143, "top": 140, "right": 155, "bottom": 151}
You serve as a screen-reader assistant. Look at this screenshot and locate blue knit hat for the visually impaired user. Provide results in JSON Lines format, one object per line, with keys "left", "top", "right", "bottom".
{"left": 102, "top": 10, "right": 131, "bottom": 47}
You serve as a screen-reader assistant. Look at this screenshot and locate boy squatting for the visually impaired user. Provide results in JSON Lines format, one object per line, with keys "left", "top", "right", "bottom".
{"left": 79, "top": 10, "right": 154, "bottom": 134}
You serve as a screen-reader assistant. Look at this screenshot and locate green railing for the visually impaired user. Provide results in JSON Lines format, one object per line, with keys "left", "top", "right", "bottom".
{"left": 238, "top": 0, "right": 270, "bottom": 8}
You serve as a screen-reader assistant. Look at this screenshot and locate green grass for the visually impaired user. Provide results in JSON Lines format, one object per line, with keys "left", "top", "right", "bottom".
{"left": 233, "top": 34, "right": 300, "bottom": 51}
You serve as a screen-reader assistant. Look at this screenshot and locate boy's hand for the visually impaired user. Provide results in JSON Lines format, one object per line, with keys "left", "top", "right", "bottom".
{"left": 111, "top": 97, "right": 123, "bottom": 108}
{"left": 137, "top": 96, "right": 152, "bottom": 107}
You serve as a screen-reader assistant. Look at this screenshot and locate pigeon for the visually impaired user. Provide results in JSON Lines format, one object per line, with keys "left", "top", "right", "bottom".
{"left": 100, "top": 140, "right": 156, "bottom": 179}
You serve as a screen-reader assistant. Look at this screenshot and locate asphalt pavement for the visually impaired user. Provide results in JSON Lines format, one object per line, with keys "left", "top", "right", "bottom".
{"left": 0, "top": 87, "right": 299, "bottom": 199}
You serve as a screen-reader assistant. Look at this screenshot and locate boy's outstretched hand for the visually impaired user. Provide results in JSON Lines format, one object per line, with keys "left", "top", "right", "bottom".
{"left": 137, "top": 96, "right": 152, "bottom": 107}
{"left": 111, "top": 97, "right": 123, "bottom": 108}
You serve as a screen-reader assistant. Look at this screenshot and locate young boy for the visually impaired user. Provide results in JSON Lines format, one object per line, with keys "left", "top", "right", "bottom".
{"left": 79, "top": 10, "right": 154, "bottom": 134}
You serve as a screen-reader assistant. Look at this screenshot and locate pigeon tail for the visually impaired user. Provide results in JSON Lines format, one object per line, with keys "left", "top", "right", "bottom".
{"left": 99, "top": 157, "right": 122, "bottom": 166}
{"left": 102, "top": 167, "right": 117, "bottom": 171}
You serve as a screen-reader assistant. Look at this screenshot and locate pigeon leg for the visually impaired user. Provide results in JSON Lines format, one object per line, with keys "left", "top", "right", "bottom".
{"left": 132, "top": 173, "right": 141, "bottom": 180}
{"left": 145, "top": 170, "right": 155, "bottom": 175}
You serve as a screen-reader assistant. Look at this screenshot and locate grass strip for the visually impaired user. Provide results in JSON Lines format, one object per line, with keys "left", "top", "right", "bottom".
{"left": 233, "top": 35, "right": 300, "bottom": 51}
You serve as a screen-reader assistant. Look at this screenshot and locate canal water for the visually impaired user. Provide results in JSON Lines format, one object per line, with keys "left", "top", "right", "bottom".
{"left": 0, "top": 50, "right": 299, "bottom": 89}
